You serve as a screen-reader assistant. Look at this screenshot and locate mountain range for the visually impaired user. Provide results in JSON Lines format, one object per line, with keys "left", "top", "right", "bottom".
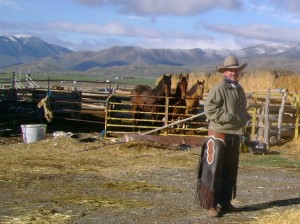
{"left": 0, "top": 35, "right": 300, "bottom": 78}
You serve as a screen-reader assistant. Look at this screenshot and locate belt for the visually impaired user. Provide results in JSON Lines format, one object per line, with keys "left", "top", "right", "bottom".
{"left": 208, "top": 130, "right": 225, "bottom": 140}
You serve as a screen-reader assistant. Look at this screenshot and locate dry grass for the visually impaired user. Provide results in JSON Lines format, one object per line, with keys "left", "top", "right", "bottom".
{"left": 0, "top": 136, "right": 195, "bottom": 223}
{"left": 180, "top": 69, "right": 300, "bottom": 94}
{"left": 274, "top": 140, "right": 300, "bottom": 160}
{"left": 2, "top": 210, "right": 73, "bottom": 224}
{"left": 239, "top": 70, "right": 300, "bottom": 93}
{"left": 273, "top": 75, "right": 300, "bottom": 93}
{"left": 249, "top": 208, "right": 300, "bottom": 224}
{"left": 239, "top": 70, "right": 276, "bottom": 93}
{"left": 0, "top": 134, "right": 299, "bottom": 223}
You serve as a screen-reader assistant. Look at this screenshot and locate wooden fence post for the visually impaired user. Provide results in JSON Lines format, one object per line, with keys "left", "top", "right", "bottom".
{"left": 277, "top": 91, "right": 287, "bottom": 143}
{"left": 251, "top": 108, "right": 257, "bottom": 140}
{"left": 264, "top": 88, "right": 270, "bottom": 150}
{"left": 294, "top": 94, "right": 299, "bottom": 141}
{"left": 164, "top": 97, "right": 169, "bottom": 126}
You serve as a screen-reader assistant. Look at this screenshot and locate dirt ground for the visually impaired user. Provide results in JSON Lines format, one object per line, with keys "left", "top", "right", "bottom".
{"left": 0, "top": 130, "right": 299, "bottom": 224}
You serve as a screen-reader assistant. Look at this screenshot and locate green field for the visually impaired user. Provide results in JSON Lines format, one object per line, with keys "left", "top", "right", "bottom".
{"left": 0, "top": 72, "right": 156, "bottom": 86}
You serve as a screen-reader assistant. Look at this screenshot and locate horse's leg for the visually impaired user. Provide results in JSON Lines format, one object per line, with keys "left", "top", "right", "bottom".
{"left": 183, "top": 108, "right": 190, "bottom": 129}
{"left": 149, "top": 104, "right": 164, "bottom": 130}
{"left": 150, "top": 105, "right": 159, "bottom": 127}
{"left": 131, "top": 105, "right": 139, "bottom": 132}
{"left": 131, "top": 105, "right": 137, "bottom": 121}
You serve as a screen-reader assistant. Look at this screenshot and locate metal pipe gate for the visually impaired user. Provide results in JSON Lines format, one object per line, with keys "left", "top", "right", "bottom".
{"left": 104, "top": 94, "right": 208, "bottom": 138}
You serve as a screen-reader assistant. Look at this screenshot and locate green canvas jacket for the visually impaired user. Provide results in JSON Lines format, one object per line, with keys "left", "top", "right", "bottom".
{"left": 204, "top": 80, "right": 249, "bottom": 135}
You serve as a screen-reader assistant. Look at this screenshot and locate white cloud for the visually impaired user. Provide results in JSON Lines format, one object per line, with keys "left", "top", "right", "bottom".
{"left": 47, "top": 22, "right": 130, "bottom": 36}
{"left": 248, "top": 0, "right": 300, "bottom": 24}
{"left": 0, "top": 0, "right": 31, "bottom": 11}
{"left": 206, "top": 23, "right": 300, "bottom": 43}
{"left": 73, "top": 0, "right": 106, "bottom": 6}
{"left": 2, "top": 0, "right": 300, "bottom": 51}
{"left": 135, "top": 37, "right": 242, "bottom": 50}
{"left": 45, "top": 21, "right": 170, "bottom": 40}
{"left": 0, "top": 0, "right": 20, "bottom": 8}
{"left": 72, "top": 0, "right": 244, "bottom": 15}
{"left": 270, "top": 0, "right": 300, "bottom": 13}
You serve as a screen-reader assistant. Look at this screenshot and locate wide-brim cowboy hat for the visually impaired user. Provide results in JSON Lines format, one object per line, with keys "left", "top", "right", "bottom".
{"left": 216, "top": 55, "right": 247, "bottom": 73}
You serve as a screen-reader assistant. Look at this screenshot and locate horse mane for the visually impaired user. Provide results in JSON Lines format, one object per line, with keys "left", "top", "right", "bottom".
{"left": 155, "top": 76, "right": 163, "bottom": 86}
{"left": 156, "top": 74, "right": 169, "bottom": 87}
{"left": 188, "top": 82, "right": 198, "bottom": 95}
{"left": 155, "top": 74, "right": 171, "bottom": 85}
{"left": 156, "top": 73, "right": 180, "bottom": 91}
{"left": 173, "top": 74, "right": 187, "bottom": 94}
{"left": 187, "top": 79, "right": 205, "bottom": 98}
{"left": 151, "top": 74, "right": 171, "bottom": 97}
{"left": 155, "top": 76, "right": 164, "bottom": 90}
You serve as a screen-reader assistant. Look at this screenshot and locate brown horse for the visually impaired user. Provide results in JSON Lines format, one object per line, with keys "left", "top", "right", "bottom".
{"left": 169, "top": 73, "right": 189, "bottom": 119}
{"left": 130, "top": 74, "right": 172, "bottom": 122}
{"left": 171, "top": 79, "right": 205, "bottom": 121}
{"left": 175, "top": 73, "right": 189, "bottom": 100}
{"left": 185, "top": 79, "right": 205, "bottom": 115}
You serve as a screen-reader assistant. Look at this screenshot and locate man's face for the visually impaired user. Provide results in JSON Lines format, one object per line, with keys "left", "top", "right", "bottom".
{"left": 224, "top": 68, "right": 240, "bottom": 82}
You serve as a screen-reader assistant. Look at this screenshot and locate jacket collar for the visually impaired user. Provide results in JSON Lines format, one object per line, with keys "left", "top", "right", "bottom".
{"left": 224, "top": 77, "right": 240, "bottom": 89}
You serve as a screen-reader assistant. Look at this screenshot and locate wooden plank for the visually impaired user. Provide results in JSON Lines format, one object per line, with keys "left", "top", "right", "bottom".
{"left": 294, "top": 95, "right": 300, "bottom": 141}
{"left": 264, "top": 88, "right": 270, "bottom": 149}
{"left": 278, "top": 92, "right": 288, "bottom": 142}
{"left": 258, "top": 114, "right": 297, "bottom": 123}
{"left": 250, "top": 108, "right": 257, "bottom": 137}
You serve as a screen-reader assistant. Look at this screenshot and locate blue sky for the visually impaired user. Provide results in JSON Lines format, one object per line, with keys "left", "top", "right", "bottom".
{"left": 1, "top": 0, "right": 300, "bottom": 51}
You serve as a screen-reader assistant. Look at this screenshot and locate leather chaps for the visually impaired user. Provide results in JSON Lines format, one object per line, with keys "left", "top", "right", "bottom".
{"left": 196, "top": 130, "right": 240, "bottom": 209}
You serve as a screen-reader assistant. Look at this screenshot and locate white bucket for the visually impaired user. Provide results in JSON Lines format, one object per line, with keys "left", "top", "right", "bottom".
{"left": 21, "top": 124, "right": 47, "bottom": 144}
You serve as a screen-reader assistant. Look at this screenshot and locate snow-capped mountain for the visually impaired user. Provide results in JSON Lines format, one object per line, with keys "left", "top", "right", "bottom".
{"left": 0, "top": 35, "right": 72, "bottom": 67}
{"left": 1, "top": 35, "right": 300, "bottom": 76}
{"left": 235, "top": 43, "right": 300, "bottom": 57}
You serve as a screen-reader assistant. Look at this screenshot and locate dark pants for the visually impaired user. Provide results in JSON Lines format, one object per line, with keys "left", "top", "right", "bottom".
{"left": 197, "top": 133, "right": 240, "bottom": 209}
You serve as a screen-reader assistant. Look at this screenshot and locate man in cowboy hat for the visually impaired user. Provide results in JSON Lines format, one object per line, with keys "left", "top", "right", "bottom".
{"left": 196, "top": 55, "right": 250, "bottom": 217}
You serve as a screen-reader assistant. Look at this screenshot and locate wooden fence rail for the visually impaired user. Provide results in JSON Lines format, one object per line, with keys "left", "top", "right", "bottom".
{"left": 247, "top": 88, "right": 300, "bottom": 148}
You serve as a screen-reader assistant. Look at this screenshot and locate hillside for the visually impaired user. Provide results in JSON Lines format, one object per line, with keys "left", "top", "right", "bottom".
{"left": 1, "top": 35, "right": 300, "bottom": 78}
{"left": 0, "top": 35, "right": 72, "bottom": 68}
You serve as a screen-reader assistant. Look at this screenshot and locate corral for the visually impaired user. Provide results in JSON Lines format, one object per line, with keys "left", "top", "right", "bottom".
{"left": 1, "top": 71, "right": 300, "bottom": 149}
{"left": 0, "top": 71, "right": 300, "bottom": 223}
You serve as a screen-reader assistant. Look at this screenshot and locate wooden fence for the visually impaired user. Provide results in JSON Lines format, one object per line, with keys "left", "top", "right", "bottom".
{"left": 0, "top": 74, "right": 113, "bottom": 125}
{"left": 247, "top": 88, "right": 299, "bottom": 149}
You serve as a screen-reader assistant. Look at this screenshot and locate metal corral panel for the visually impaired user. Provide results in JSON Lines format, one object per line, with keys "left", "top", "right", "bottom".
{"left": 104, "top": 93, "right": 208, "bottom": 139}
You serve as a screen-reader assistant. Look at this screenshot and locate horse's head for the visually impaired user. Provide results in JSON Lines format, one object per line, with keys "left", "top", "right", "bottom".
{"left": 162, "top": 74, "right": 172, "bottom": 97}
{"left": 178, "top": 73, "right": 189, "bottom": 99}
{"left": 196, "top": 79, "right": 205, "bottom": 100}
